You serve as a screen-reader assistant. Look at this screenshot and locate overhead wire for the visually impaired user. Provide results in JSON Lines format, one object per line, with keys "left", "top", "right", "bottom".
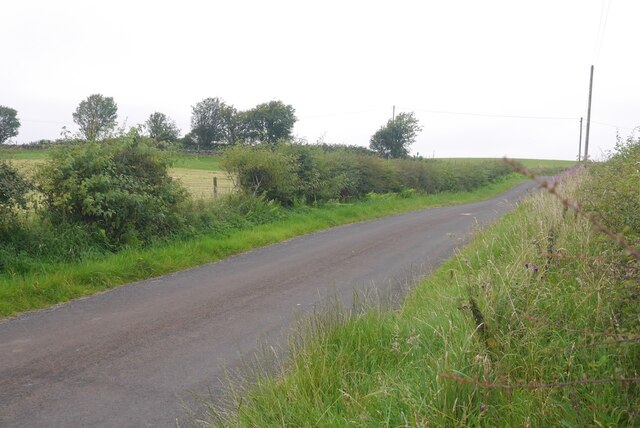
{"left": 592, "top": 0, "right": 611, "bottom": 65}
{"left": 398, "top": 107, "right": 577, "bottom": 121}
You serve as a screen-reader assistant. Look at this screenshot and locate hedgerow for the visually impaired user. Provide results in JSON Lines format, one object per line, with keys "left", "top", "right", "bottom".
{"left": 221, "top": 143, "right": 513, "bottom": 205}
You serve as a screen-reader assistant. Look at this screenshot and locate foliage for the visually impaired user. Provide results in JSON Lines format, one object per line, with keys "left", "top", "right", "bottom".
{"left": 189, "top": 97, "right": 239, "bottom": 148}
{"left": 581, "top": 132, "right": 640, "bottom": 242}
{"left": 243, "top": 100, "right": 297, "bottom": 144}
{"left": 370, "top": 112, "right": 422, "bottom": 158}
{"left": 221, "top": 144, "right": 301, "bottom": 205}
{"left": 37, "top": 135, "right": 188, "bottom": 246}
{"left": 0, "top": 160, "right": 31, "bottom": 217}
{"left": 221, "top": 143, "right": 513, "bottom": 206}
{"left": 145, "top": 112, "right": 180, "bottom": 142}
{"left": 72, "top": 94, "right": 118, "bottom": 141}
{"left": 0, "top": 106, "right": 20, "bottom": 144}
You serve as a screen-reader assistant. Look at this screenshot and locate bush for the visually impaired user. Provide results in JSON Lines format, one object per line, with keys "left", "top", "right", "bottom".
{"left": 38, "top": 135, "right": 188, "bottom": 246}
{"left": 581, "top": 132, "right": 640, "bottom": 241}
{"left": 0, "top": 160, "right": 31, "bottom": 219}
{"left": 221, "top": 144, "right": 301, "bottom": 206}
{"left": 221, "top": 143, "right": 514, "bottom": 205}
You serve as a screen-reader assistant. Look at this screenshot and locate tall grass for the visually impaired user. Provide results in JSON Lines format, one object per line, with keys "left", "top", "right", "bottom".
{"left": 202, "top": 171, "right": 639, "bottom": 427}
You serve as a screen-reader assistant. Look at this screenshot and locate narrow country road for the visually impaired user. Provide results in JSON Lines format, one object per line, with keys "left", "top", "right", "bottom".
{"left": 0, "top": 182, "right": 537, "bottom": 427}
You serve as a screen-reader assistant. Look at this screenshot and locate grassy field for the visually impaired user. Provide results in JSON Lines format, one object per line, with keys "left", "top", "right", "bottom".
{"left": 3, "top": 148, "right": 572, "bottom": 172}
{"left": 169, "top": 152, "right": 221, "bottom": 171}
{"left": 205, "top": 172, "right": 639, "bottom": 427}
{"left": 0, "top": 148, "right": 49, "bottom": 160}
{"left": 0, "top": 174, "right": 529, "bottom": 318}
{"left": 441, "top": 157, "right": 576, "bottom": 171}
{"left": 168, "top": 168, "right": 234, "bottom": 198}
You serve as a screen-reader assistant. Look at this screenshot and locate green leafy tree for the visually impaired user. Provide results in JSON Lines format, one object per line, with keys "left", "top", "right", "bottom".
{"left": 72, "top": 94, "right": 118, "bottom": 141}
{"left": 145, "top": 112, "right": 180, "bottom": 141}
{"left": 243, "top": 100, "right": 296, "bottom": 144}
{"left": 0, "top": 106, "right": 20, "bottom": 144}
{"left": 369, "top": 112, "right": 422, "bottom": 158}
{"left": 190, "top": 97, "right": 239, "bottom": 148}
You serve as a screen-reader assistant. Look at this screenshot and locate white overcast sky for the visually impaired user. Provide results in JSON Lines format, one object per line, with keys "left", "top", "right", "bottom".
{"left": 2, "top": 0, "right": 638, "bottom": 160}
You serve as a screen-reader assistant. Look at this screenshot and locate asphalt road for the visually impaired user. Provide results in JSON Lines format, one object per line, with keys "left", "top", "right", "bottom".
{"left": 0, "top": 181, "right": 537, "bottom": 427}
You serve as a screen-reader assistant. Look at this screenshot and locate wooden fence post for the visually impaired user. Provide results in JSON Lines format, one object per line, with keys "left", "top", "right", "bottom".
{"left": 213, "top": 176, "right": 218, "bottom": 199}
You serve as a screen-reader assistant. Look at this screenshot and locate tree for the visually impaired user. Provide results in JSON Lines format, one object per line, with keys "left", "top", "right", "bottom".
{"left": 145, "top": 112, "right": 180, "bottom": 141}
{"left": 243, "top": 100, "right": 296, "bottom": 144}
{"left": 72, "top": 94, "right": 118, "bottom": 141}
{"left": 369, "top": 112, "right": 422, "bottom": 159}
{"left": 190, "top": 97, "right": 239, "bottom": 148}
{"left": 0, "top": 106, "right": 20, "bottom": 144}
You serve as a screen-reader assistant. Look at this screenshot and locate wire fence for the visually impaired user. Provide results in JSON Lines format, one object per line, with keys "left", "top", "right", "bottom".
{"left": 168, "top": 168, "right": 237, "bottom": 199}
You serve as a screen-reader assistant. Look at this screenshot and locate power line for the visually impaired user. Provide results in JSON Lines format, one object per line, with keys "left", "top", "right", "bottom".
{"left": 301, "top": 108, "right": 383, "bottom": 119}
{"left": 593, "top": 0, "right": 611, "bottom": 64}
{"left": 399, "top": 107, "right": 577, "bottom": 121}
{"left": 592, "top": 120, "right": 637, "bottom": 131}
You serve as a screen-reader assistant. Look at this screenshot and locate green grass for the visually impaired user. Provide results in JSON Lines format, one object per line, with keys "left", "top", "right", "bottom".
{"left": 1, "top": 148, "right": 222, "bottom": 170}
{"left": 2, "top": 148, "right": 571, "bottom": 173}
{"left": 439, "top": 157, "right": 575, "bottom": 166}
{"left": 440, "top": 158, "right": 576, "bottom": 174}
{"left": 169, "top": 152, "right": 221, "bottom": 171}
{"left": 0, "top": 148, "right": 50, "bottom": 160}
{"left": 203, "top": 173, "right": 639, "bottom": 427}
{"left": 0, "top": 174, "right": 528, "bottom": 318}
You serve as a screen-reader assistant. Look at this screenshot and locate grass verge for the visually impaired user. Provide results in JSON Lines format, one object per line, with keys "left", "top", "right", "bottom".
{"left": 203, "top": 172, "right": 639, "bottom": 427}
{"left": 0, "top": 174, "right": 527, "bottom": 318}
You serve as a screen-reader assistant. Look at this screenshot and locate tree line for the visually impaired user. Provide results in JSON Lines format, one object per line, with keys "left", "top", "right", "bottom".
{"left": 1, "top": 95, "right": 422, "bottom": 158}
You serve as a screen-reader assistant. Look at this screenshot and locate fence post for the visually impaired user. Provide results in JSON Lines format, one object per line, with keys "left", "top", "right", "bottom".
{"left": 213, "top": 176, "right": 218, "bottom": 199}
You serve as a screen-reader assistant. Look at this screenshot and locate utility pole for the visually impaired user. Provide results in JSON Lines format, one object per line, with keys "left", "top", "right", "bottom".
{"left": 392, "top": 105, "right": 395, "bottom": 121}
{"left": 578, "top": 117, "right": 583, "bottom": 162}
{"left": 584, "top": 65, "right": 594, "bottom": 163}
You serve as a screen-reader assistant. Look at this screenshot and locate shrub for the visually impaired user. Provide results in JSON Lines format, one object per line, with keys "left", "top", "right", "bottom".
{"left": 38, "top": 135, "right": 188, "bottom": 246}
{"left": 581, "top": 132, "right": 640, "bottom": 241}
{"left": 221, "top": 144, "right": 301, "bottom": 206}
{"left": 0, "top": 160, "right": 31, "bottom": 219}
{"left": 220, "top": 143, "right": 514, "bottom": 205}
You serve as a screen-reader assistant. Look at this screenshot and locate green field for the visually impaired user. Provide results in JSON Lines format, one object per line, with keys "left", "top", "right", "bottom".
{"left": 0, "top": 148, "right": 50, "bottom": 160}
{"left": 440, "top": 157, "right": 576, "bottom": 171}
{"left": 3, "top": 148, "right": 574, "bottom": 172}
{"left": 169, "top": 152, "right": 221, "bottom": 171}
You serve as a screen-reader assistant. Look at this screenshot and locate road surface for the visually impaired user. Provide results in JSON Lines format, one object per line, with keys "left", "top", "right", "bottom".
{"left": 0, "top": 181, "right": 537, "bottom": 427}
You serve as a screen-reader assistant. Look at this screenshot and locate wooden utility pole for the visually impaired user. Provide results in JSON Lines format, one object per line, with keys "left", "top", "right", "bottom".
{"left": 584, "top": 65, "right": 594, "bottom": 163}
{"left": 578, "top": 117, "right": 583, "bottom": 162}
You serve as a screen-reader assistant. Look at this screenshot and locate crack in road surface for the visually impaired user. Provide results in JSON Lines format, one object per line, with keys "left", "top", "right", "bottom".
{"left": 0, "top": 182, "right": 537, "bottom": 427}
